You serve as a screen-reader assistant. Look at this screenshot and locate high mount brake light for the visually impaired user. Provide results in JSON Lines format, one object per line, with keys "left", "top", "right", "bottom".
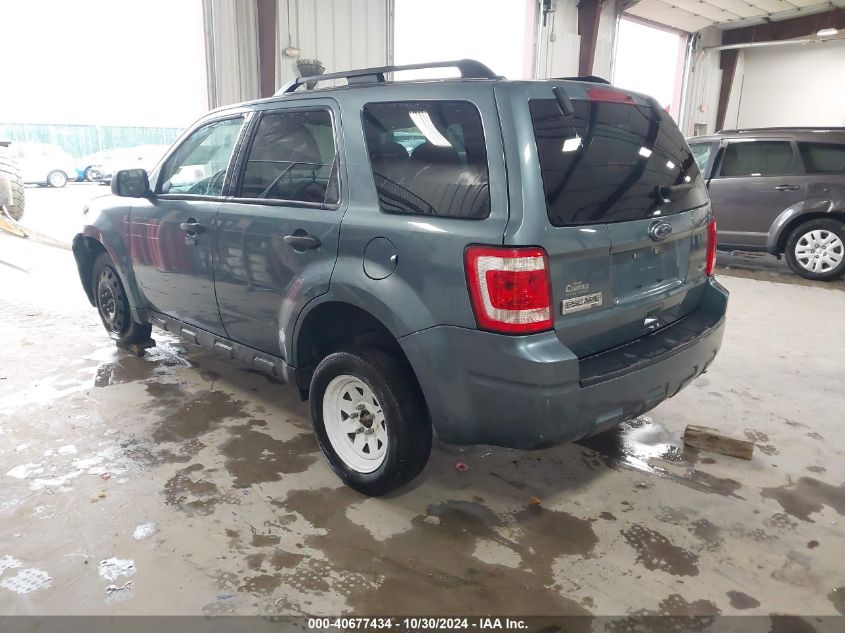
{"left": 464, "top": 246, "right": 553, "bottom": 334}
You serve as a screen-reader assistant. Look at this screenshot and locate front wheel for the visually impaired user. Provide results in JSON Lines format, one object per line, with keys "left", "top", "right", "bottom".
{"left": 47, "top": 170, "right": 68, "bottom": 188}
{"left": 784, "top": 219, "right": 845, "bottom": 281}
{"left": 309, "top": 346, "right": 432, "bottom": 496}
{"left": 91, "top": 252, "right": 152, "bottom": 344}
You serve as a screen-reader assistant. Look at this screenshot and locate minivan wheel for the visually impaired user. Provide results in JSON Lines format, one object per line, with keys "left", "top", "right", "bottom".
{"left": 91, "top": 252, "right": 152, "bottom": 344}
{"left": 785, "top": 219, "right": 845, "bottom": 281}
{"left": 47, "top": 170, "right": 68, "bottom": 188}
{"left": 309, "top": 346, "right": 432, "bottom": 496}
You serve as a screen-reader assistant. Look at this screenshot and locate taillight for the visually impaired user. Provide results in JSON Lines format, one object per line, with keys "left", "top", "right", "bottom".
{"left": 464, "top": 246, "right": 553, "bottom": 334}
{"left": 705, "top": 220, "right": 717, "bottom": 276}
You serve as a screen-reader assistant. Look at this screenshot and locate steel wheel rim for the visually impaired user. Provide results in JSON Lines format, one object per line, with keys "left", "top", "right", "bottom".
{"left": 49, "top": 171, "right": 65, "bottom": 187}
{"left": 795, "top": 229, "right": 844, "bottom": 273}
{"left": 96, "top": 267, "right": 126, "bottom": 332}
{"left": 322, "top": 374, "right": 388, "bottom": 473}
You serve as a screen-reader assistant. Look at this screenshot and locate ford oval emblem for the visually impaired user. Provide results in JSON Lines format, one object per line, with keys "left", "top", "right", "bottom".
{"left": 649, "top": 221, "right": 673, "bottom": 242}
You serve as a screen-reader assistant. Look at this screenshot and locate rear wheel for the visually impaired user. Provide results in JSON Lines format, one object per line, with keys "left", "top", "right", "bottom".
{"left": 84, "top": 167, "right": 97, "bottom": 182}
{"left": 91, "top": 252, "right": 152, "bottom": 344}
{"left": 309, "top": 346, "right": 431, "bottom": 496}
{"left": 47, "top": 170, "right": 68, "bottom": 188}
{"left": 785, "top": 219, "right": 845, "bottom": 281}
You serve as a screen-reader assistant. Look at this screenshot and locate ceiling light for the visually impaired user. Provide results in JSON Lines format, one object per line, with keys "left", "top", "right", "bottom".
{"left": 817, "top": 28, "right": 838, "bottom": 37}
{"left": 638, "top": 147, "right": 653, "bottom": 158}
{"left": 409, "top": 112, "right": 452, "bottom": 147}
{"left": 562, "top": 136, "right": 582, "bottom": 152}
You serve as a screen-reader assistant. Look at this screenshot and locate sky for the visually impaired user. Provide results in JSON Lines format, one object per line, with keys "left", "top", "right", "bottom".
{"left": 0, "top": 0, "right": 208, "bottom": 127}
{"left": 393, "top": 0, "right": 534, "bottom": 80}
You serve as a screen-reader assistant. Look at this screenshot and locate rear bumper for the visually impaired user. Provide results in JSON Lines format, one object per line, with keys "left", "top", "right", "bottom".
{"left": 399, "top": 279, "right": 728, "bottom": 449}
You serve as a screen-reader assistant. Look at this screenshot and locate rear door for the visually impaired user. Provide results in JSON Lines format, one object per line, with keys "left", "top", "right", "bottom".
{"left": 498, "top": 81, "right": 712, "bottom": 357}
{"left": 707, "top": 139, "right": 805, "bottom": 249}
{"left": 213, "top": 100, "right": 343, "bottom": 358}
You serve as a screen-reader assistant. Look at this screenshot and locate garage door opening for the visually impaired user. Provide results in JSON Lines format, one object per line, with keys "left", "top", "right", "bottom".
{"left": 612, "top": 16, "right": 688, "bottom": 121}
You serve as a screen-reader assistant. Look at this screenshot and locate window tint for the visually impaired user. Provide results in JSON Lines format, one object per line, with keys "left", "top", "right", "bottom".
{"left": 798, "top": 142, "right": 845, "bottom": 174}
{"left": 160, "top": 117, "right": 244, "bottom": 195}
{"left": 690, "top": 143, "right": 712, "bottom": 172}
{"left": 361, "top": 101, "right": 490, "bottom": 219}
{"left": 719, "top": 141, "right": 795, "bottom": 177}
{"left": 239, "top": 109, "right": 339, "bottom": 205}
{"left": 530, "top": 99, "right": 706, "bottom": 226}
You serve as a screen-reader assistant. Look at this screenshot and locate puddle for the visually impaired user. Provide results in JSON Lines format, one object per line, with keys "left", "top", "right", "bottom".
{"left": 94, "top": 342, "right": 191, "bottom": 388}
{"left": 220, "top": 422, "right": 319, "bottom": 488}
{"left": 829, "top": 587, "right": 845, "bottom": 616}
{"left": 579, "top": 416, "right": 692, "bottom": 474}
{"left": 607, "top": 593, "right": 720, "bottom": 632}
{"left": 163, "top": 463, "right": 220, "bottom": 515}
{"left": 150, "top": 387, "right": 247, "bottom": 444}
{"left": 98, "top": 558, "right": 136, "bottom": 582}
{"left": 621, "top": 524, "right": 699, "bottom": 576}
{"left": 761, "top": 477, "right": 845, "bottom": 522}
{"left": 264, "top": 488, "right": 593, "bottom": 615}
{"left": 727, "top": 590, "right": 760, "bottom": 610}
{"left": 0, "top": 568, "right": 52, "bottom": 594}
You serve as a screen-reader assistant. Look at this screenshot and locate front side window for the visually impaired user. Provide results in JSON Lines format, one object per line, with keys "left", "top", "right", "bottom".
{"left": 361, "top": 101, "right": 490, "bottom": 219}
{"left": 160, "top": 117, "right": 244, "bottom": 195}
{"left": 718, "top": 141, "right": 795, "bottom": 178}
{"left": 798, "top": 142, "right": 845, "bottom": 174}
{"left": 239, "top": 109, "right": 339, "bottom": 205}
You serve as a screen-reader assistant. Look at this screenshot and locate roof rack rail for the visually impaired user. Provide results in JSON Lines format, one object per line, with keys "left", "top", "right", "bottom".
{"left": 556, "top": 75, "right": 611, "bottom": 84}
{"left": 718, "top": 126, "right": 845, "bottom": 134}
{"left": 276, "top": 59, "right": 500, "bottom": 95}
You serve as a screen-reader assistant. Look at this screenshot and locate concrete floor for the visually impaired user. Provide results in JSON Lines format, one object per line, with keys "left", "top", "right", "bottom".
{"left": 1, "top": 225, "right": 845, "bottom": 621}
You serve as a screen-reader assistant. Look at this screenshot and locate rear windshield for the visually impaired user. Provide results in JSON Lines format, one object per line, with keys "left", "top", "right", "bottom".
{"left": 530, "top": 98, "right": 707, "bottom": 226}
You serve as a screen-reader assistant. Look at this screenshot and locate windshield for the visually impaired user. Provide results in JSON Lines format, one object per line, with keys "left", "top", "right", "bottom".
{"left": 530, "top": 98, "right": 707, "bottom": 226}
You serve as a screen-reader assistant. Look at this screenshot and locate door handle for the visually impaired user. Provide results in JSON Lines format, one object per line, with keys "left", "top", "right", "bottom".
{"left": 179, "top": 220, "right": 206, "bottom": 234}
{"left": 774, "top": 185, "right": 800, "bottom": 192}
{"left": 283, "top": 232, "right": 322, "bottom": 251}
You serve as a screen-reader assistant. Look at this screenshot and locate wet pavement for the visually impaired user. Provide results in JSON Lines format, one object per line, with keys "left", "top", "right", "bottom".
{"left": 1, "top": 232, "right": 845, "bottom": 618}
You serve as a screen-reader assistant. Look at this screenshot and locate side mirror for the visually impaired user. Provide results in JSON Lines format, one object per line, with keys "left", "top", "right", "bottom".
{"left": 111, "top": 169, "right": 151, "bottom": 198}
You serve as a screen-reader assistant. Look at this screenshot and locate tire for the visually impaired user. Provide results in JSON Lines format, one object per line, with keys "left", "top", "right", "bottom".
{"left": 784, "top": 219, "right": 845, "bottom": 281}
{"left": 84, "top": 167, "right": 96, "bottom": 182}
{"left": 91, "top": 252, "right": 152, "bottom": 344}
{"left": 0, "top": 145, "right": 25, "bottom": 221}
{"left": 47, "top": 170, "right": 68, "bottom": 188}
{"left": 309, "top": 346, "right": 432, "bottom": 496}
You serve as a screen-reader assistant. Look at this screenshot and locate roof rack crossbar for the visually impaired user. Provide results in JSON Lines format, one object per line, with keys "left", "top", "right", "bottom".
{"left": 555, "top": 75, "right": 611, "bottom": 84}
{"left": 276, "top": 59, "right": 500, "bottom": 95}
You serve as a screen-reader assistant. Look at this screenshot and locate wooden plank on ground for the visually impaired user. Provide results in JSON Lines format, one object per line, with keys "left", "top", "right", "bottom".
{"left": 683, "top": 424, "right": 754, "bottom": 460}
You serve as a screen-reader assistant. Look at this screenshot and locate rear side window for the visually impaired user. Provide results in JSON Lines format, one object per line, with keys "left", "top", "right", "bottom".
{"left": 798, "top": 142, "right": 845, "bottom": 174}
{"left": 361, "top": 101, "right": 490, "bottom": 219}
{"left": 530, "top": 98, "right": 705, "bottom": 226}
{"left": 718, "top": 141, "right": 795, "bottom": 177}
{"left": 239, "top": 109, "right": 339, "bottom": 205}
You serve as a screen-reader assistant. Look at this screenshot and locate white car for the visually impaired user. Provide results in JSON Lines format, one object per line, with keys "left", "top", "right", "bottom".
{"left": 90, "top": 145, "right": 170, "bottom": 185}
{"left": 14, "top": 143, "right": 77, "bottom": 188}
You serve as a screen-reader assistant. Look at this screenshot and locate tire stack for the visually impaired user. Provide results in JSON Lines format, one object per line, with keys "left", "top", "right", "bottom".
{"left": 0, "top": 142, "right": 25, "bottom": 221}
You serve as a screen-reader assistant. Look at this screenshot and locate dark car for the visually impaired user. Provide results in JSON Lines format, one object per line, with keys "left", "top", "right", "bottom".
{"left": 689, "top": 128, "right": 845, "bottom": 280}
{"left": 72, "top": 60, "right": 727, "bottom": 495}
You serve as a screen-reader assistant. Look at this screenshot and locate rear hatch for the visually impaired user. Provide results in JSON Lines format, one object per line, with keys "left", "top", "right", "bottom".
{"left": 496, "top": 81, "right": 712, "bottom": 357}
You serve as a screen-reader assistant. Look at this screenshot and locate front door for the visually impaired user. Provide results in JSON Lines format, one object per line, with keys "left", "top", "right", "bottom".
{"left": 708, "top": 139, "right": 805, "bottom": 249}
{"left": 131, "top": 115, "right": 247, "bottom": 332}
{"left": 213, "top": 103, "right": 344, "bottom": 357}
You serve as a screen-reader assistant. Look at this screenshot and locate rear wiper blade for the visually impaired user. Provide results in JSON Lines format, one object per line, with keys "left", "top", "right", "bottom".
{"left": 656, "top": 183, "right": 694, "bottom": 202}
{"left": 553, "top": 86, "right": 575, "bottom": 117}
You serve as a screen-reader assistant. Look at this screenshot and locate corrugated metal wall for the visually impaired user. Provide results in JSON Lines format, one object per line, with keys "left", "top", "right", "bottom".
{"left": 203, "top": 0, "right": 261, "bottom": 107}
{"left": 276, "top": 0, "right": 390, "bottom": 88}
{"left": 680, "top": 26, "right": 722, "bottom": 136}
